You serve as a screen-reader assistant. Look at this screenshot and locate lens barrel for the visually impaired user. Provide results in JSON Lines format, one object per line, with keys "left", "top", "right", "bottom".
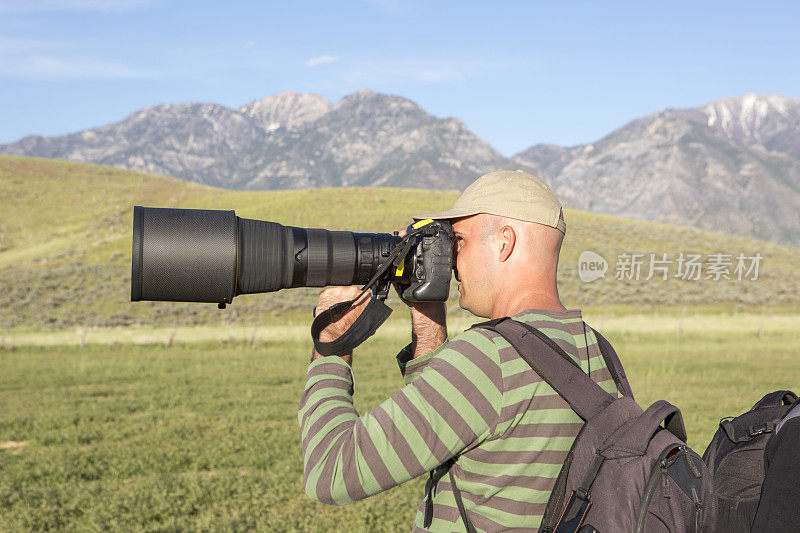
{"left": 131, "top": 206, "right": 400, "bottom": 305}
{"left": 131, "top": 206, "right": 239, "bottom": 304}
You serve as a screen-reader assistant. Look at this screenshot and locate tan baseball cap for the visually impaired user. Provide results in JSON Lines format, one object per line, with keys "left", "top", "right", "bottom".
{"left": 413, "top": 170, "right": 566, "bottom": 234}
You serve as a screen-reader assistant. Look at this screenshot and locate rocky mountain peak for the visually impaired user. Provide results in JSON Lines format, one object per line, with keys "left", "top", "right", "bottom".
{"left": 129, "top": 102, "right": 228, "bottom": 121}
{"left": 511, "top": 93, "right": 800, "bottom": 247}
{"left": 701, "top": 94, "right": 800, "bottom": 149}
{"left": 238, "top": 92, "right": 332, "bottom": 132}
{"left": 334, "top": 88, "right": 425, "bottom": 116}
{"left": 0, "top": 88, "right": 514, "bottom": 192}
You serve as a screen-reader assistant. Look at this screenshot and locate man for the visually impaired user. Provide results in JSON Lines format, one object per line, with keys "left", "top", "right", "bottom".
{"left": 298, "top": 170, "right": 629, "bottom": 531}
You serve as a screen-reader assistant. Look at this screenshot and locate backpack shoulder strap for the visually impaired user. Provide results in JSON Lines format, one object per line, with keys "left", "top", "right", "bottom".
{"left": 776, "top": 398, "right": 800, "bottom": 435}
{"left": 472, "top": 317, "right": 615, "bottom": 421}
{"left": 590, "top": 327, "right": 635, "bottom": 400}
{"left": 752, "top": 390, "right": 798, "bottom": 410}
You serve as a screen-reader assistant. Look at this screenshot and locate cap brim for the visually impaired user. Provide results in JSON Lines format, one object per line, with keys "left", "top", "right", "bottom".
{"left": 412, "top": 206, "right": 482, "bottom": 221}
{"left": 413, "top": 205, "right": 566, "bottom": 235}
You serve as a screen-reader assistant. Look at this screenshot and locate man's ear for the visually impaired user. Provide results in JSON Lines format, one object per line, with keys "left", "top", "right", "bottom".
{"left": 498, "top": 225, "right": 516, "bottom": 262}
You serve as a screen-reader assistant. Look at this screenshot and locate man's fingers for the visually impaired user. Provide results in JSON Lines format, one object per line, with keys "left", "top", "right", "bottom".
{"left": 314, "top": 285, "right": 372, "bottom": 343}
{"left": 316, "top": 285, "right": 365, "bottom": 315}
{"left": 318, "top": 285, "right": 359, "bottom": 301}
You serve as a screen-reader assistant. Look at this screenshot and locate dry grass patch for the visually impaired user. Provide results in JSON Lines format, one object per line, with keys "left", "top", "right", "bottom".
{"left": 0, "top": 441, "right": 28, "bottom": 450}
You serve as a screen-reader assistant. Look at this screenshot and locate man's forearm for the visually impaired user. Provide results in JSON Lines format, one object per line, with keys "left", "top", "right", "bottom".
{"left": 409, "top": 302, "right": 447, "bottom": 358}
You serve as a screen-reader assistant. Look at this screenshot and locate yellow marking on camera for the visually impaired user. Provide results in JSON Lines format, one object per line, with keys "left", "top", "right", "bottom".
{"left": 395, "top": 258, "right": 405, "bottom": 277}
{"left": 412, "top": 218, "right": 433, "bottom": 229}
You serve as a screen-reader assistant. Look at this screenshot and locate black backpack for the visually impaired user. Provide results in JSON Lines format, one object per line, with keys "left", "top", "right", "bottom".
{"left": 702, "top": 389, "right": 798, "bottom": 532}
{"left": 444, "top": 318, "right": 717, "bottom": 533}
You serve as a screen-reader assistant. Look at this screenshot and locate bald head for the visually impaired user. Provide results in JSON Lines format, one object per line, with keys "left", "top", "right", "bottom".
{"left": 451, "top": 213, "right": 566, "bottom": 318}
{"left": 479, "top": 214, "right": 563, "bottom": 262}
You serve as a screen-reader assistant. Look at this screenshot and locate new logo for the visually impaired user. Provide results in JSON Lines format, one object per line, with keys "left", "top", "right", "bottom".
{"left": 578, "top": 251, "right": 608, "bottom": 283}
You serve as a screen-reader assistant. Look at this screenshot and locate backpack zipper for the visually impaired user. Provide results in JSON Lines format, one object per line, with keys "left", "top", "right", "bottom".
{"left": 636, "top": 444, "right": 680, "bottom": 533}
{"left": 684, "top": 448, "right": 701, "bottom": 478}
{"left": 684, "top": 447, "right": 703, "bottom": 533}
{"left": 691, "top": 485, "right": 702, "bottom": 533}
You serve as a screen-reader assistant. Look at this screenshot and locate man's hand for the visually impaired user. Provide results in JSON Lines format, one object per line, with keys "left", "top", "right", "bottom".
{"left": 311, "top": 285, "right": 370, "bottom": 364}
{"left": 397, "top": 228, "right": 448, "bottom": 358}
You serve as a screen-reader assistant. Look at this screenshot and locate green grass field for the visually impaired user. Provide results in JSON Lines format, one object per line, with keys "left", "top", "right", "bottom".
{"left": 2, "top": 318, "right": 798, "bottom": 531}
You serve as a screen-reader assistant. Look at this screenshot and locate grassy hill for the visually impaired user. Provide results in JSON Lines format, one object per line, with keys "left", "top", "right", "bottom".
{"left": 2, "top": 155, "right": 799, "bottom": 331}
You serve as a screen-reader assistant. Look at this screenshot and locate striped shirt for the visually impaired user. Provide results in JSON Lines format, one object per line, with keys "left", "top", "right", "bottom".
{"left": 298, "top": 308, "right": 620, "bottom": 531}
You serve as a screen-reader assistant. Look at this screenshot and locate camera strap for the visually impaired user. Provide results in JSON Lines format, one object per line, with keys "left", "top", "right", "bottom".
{"left": 310, "top": 229, "right": 423, "bottom": 356}
{"left": 311, "top": 295, "right": 393, "bottom": 355}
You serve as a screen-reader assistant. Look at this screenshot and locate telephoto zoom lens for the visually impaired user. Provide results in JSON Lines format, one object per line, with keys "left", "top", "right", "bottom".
{"left": 130, "top": 206, "right": 401, "bottom": 306}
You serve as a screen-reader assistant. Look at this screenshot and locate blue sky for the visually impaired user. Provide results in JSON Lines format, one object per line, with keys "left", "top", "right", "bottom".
{"left": 1, "top": 0, "right": 799, "bottom": 156}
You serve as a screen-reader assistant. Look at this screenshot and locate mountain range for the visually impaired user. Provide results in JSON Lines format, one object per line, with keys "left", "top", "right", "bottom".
{"left": 1, "top": 90, "right": 508, "bottom": 191}
{"left": 2, "top": 91, "right": 799, "bottom": 247}
{"left": 514, "top": 95, "right": 800, "bottom": 247}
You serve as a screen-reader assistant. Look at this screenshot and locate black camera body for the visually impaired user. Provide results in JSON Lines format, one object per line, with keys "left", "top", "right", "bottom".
{"left": 396, "top": 220, "right": 453, "bottom": 303}
{"left": 130, "top": 206, "right": 453, "bottom": 307}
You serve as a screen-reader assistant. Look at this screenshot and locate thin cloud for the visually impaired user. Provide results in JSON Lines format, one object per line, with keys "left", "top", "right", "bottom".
{"left": 338, "top": 58, "right": 485, "bottom": 85}
{"left": 0, "top": 0, "right": 154, "bottom": 12}
{"left": 361, "top": 0, "right": 399, "bottom": 10}
{"left": 311, "top": 55, "right": 535, "bottom": 97}
{"left": 0, "top": 37, "right": 153, "bottom": 80}
{"left": 244, "top": 41, "right": 255, "bottom": 48}
{"left": 305, "top": 55, "right": 338, "bottom": 67}
{"left": 0, "top": 53, "right": 153, "bottom": 80}
{"left": 0, "top": 37, "right": 65, "bottom": 53}
{"left": 360, "top": 0, "right": 420, "bottom": 14}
